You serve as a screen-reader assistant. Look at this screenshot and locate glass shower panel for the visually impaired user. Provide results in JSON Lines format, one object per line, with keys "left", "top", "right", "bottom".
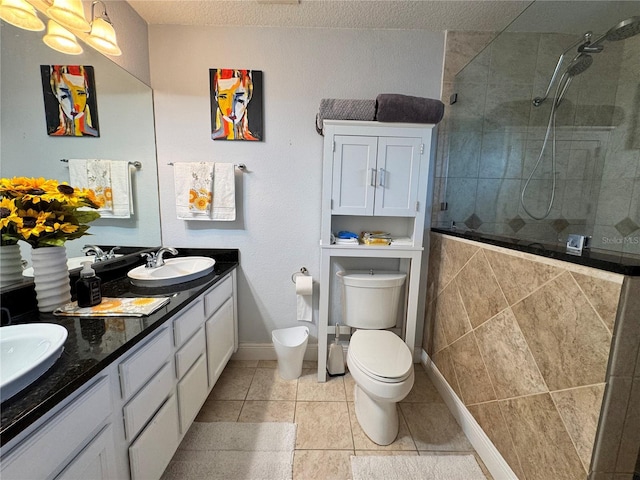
{"left": 439, "top": 3, "right": 639, "bottom": 254}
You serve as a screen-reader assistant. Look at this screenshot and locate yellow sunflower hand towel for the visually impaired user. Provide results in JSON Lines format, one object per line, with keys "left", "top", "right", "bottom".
{"left": 174, "top": 162, "right": 214, "bottom": 220}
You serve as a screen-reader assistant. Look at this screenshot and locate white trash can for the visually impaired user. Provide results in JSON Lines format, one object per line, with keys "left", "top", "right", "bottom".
{"left": 272, "top": 326, "right": 309, "bottom": 380}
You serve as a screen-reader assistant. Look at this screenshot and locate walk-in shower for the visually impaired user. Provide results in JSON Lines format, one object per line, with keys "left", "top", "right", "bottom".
{"left": 521, "top": 16, "right": 640, "bottom": 220}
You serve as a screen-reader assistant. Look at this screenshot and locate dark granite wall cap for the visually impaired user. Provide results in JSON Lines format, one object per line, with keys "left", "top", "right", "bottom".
{"left": 431, "top": 228, "right": 640, "bottom": 276}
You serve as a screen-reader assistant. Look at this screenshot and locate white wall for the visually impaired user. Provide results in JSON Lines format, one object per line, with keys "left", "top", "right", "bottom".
{"left": 150, "top": 25, "right": 444, "bottom": 345}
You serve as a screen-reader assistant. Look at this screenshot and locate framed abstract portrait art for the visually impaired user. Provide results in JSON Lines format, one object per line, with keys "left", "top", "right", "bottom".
{"left": 210, "top": 69, "right": 263, "bottom": 141}
{"left": 40, "top": 65, "right": 100, "bottom": 137}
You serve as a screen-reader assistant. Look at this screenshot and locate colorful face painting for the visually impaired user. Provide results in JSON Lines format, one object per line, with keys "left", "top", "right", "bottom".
{"left": 210, "top": 69, "right": 263, "bottom": 141}
{"left": 40, "top": 65, "right": 99, "bottom": 137}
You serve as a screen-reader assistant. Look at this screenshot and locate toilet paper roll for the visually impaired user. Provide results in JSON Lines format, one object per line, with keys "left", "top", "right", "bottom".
{"left": 296, "top": 276, "right": 313, "bottom": 322}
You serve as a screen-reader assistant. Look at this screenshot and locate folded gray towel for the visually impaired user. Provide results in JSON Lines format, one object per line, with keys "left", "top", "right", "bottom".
{"left": 316, "top": 98, "right": 376, "bottom": 134}
{"left": 375, "top": 94, "right": 444, "bottom": 124}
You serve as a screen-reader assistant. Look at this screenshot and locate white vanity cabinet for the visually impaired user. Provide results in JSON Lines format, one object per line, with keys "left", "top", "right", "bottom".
{"left": 0, "top": 376, "right": 115, "bottom": 480}
{"left": 0, "top": 269, "right": 238, "bottom": 480}
{"left": 318, "top": 121, "right": 436, "bottom": 382}
{"left": 204, "top": 274, "right": 236, "bottom": 388}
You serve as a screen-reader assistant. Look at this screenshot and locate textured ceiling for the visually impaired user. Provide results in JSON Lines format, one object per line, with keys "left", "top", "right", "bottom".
{"left": 126, "top": 0, "right": 533, "bottom": 31}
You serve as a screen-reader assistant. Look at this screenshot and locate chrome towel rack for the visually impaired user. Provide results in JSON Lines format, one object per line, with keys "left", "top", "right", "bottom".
{"left": 167, "top": 162, "right": 247, "bottom": 172}
{"left": 60, "top": 159, "right": 142, "bottom": 169}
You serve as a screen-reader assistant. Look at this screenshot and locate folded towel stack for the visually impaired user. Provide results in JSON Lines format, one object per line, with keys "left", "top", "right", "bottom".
{"left": 174, "top": 162, "right": 236, "bottom": 221}
{"left": 316, "top": 98, "right": 377, "bottom": 134}
{"left": 332, "top": 231, "right": 359, "bottom": 245}
{"left": 362, "top": 231, "right": 392, "bottom": 246}
{"left": 375, "top": 93, "right": 445, "bottom": 125}
{"left": 69, "top": 159, "right": 133, "bottom": 218}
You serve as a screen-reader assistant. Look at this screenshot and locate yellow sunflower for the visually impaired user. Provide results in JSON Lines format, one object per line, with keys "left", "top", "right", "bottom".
{"left": 194, "top": 195, "right": 210, "bottom": 211}
{"left": 0, "top": 197, "right": 22, "bottom": 229}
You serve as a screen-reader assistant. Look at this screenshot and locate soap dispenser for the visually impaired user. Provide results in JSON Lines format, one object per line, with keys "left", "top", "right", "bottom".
{"left": 76, "top": 261, "right": 102, "bottom": 307}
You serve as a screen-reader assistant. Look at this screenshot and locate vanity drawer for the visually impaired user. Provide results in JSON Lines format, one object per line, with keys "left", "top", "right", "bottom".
{"left": 204, "top": 274, "right": 233, "bottom": 318}
{"left": 173, "top": 298, "right": 205, "bottom": 347}
{"left": 123, "top": 362, "right": 173, "bottom": 441}
{"left": 177, "top": 354, "right": 208, "bottom": 433}
{"left": 119, "top": 327, "right": 171, "bottom": 399}
{"left": 175, "top": 326, "right": 206, "bottom": 380}
{"left": 128, "top": 394, "right": 180, "bottom": 480}
{"left": 1, "top": 377, "right": 111, "bottom": 480}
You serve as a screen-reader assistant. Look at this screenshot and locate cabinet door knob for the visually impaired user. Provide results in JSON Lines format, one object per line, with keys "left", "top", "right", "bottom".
{"left": 370, "top": 168, "right": 377, "bottom": 187}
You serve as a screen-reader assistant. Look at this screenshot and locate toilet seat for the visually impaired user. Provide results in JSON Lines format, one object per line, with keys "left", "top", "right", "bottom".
{"left": 348, "top": 330, "right": 413, "bottom": 383}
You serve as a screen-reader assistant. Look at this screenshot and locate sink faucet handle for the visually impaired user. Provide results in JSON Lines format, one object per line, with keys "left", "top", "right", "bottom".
{"left": 106, "top": 246, "right": 121, "bottom": 259}
{"left": 140, "top": 252, "right": 157, "bottom": 268}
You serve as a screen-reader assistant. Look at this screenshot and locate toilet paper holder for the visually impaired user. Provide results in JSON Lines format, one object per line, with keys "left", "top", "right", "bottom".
{"left": 291, "top": 267, "right": 309, "bottom": 283}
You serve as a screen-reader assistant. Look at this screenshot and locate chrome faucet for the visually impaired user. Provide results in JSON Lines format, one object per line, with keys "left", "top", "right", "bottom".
{"left": 141, "top": 247, "right": 178, "bottom": 268}
{"left": 82, "top": 245, "right": 120, "bottom": 262}
{"left": 83, "top": 245, "right": 105, "bottom": 259}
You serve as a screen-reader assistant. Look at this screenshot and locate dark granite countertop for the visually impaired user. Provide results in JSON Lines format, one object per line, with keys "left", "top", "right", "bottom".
{"left": 0, "top": 248, "right": 239, "bottom": 447}
{"left": 431, "top": 228, "right": 640, "bottom": 276}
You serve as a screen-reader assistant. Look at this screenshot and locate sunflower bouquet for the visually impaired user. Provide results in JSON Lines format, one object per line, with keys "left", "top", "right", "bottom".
{"left": 0, "top": 177, "right": 102, "bottom": 248}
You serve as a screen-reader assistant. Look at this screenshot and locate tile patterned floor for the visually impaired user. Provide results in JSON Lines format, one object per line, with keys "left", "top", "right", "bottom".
{"left": 195, "top": 360, "right": 492, "bottom": 480}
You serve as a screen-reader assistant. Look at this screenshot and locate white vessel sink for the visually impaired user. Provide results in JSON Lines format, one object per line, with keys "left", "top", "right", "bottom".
{"left": 22, "top": 255, "right": 122, "bottom": 277}
{"left": 127, "top": 256, "right": 216, "bottom": 287}
{"left": 0, "top": 323, "right": 68, "bottom": 402}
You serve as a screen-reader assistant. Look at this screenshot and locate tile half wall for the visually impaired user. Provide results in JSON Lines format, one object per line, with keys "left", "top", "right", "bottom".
{"left": 423, "top": 232, "right": 625, "bottom": 480}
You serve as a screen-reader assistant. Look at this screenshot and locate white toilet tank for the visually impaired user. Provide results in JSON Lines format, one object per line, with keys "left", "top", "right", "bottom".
{"left": 337, "top": 270, "right": 406, "bottom": 329}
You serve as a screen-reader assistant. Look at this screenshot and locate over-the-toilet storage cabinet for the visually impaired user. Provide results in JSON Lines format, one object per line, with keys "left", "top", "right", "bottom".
{"left": 318, "top": 120, "right": 436, "bottom": 382}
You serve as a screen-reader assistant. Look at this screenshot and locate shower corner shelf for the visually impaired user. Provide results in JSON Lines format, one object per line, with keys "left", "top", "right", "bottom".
{"left": 317, "top": 120, "right": 437, "bottom": 382}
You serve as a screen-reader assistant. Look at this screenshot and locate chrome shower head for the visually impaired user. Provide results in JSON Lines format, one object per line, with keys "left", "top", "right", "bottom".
{"left": 566, "top": 53, "right": 593, "bottom": 77}
{"left": 604, "top": 16, "right": 640, "bottom": 42}
{"left": 533, "top": 53, "right": 593, "bottom": 107}
{"left": 581, "top": 16, "right": 640, "bottom": 52}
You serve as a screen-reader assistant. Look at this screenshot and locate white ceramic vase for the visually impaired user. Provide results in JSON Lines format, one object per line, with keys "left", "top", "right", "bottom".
{"left": 31, "top": 246, "right": 72, "bottom": 313}
{"left": 0, "top": 244, "right": 25, "bottom": 287}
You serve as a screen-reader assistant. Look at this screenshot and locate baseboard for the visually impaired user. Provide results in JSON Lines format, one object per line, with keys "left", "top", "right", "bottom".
{"left": 420, "top": 350, "right": 518, "bottom": 480}
{"left": 232, "top": 342, "right": 319, "bottom": 362}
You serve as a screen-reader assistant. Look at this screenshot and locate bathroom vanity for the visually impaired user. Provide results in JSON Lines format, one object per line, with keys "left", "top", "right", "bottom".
{"left": 0, "top": 249, "right": 239, "bottom": 480}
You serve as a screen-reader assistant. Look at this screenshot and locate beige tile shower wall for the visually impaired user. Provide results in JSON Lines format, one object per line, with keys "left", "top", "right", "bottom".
{"left": 423, "top": 232, "right": 625, "bottom": 480}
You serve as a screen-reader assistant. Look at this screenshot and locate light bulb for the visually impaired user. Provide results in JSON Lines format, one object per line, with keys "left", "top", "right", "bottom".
{"left": 43, "top": 19, "right": 83, "bottom": 55}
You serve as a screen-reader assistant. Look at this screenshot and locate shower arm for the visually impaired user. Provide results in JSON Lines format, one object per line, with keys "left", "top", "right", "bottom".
{"left": 533, "top": 33, "right": 591, "bottom": 107}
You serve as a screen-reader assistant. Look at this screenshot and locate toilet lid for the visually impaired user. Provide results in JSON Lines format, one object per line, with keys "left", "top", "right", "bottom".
{"left": 349, "top": 330, "right": 412, "bottom": 382}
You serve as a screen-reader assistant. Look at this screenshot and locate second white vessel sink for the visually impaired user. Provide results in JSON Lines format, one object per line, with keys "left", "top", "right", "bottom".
{"left": 0, "top": 323, "right": 68, "bottom": 402}
{"left": 127, "top": 256, "right": 216, "bottom": 287}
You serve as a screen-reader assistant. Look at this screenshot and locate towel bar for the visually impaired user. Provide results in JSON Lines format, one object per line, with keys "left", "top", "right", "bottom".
{"left": 61, "top": 159, "right": 142, "bottom": 169}
{"left": 167, "top": 162, "right": 246, "bottom": 171}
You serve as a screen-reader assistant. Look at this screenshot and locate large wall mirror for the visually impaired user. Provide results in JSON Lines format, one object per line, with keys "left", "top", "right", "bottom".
{"left": 1, "top": 21, "right": 161, "bottom": 288}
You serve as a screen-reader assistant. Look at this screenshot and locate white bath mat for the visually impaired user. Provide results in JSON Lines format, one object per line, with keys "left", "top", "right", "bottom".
{"left": 351, "top": 454, "right": 487, "bottom": 480}
{"left": 162, "top": 422, "right": 296, "bottom": 480}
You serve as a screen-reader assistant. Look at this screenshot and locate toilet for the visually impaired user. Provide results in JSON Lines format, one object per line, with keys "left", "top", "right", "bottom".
{"left": 336, "top": 270, "right": 414, "bottom": 446}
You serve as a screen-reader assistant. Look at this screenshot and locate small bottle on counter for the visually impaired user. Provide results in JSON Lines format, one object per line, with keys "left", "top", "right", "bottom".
{"left": 76, "top": 261, "right": 102, "bottom": 307}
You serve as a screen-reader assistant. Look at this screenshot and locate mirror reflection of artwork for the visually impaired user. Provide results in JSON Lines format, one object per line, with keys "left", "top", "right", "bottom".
{"left": 40, "top": 65, "right": 100, "bottom": 137}
{"left": 210, "top": 69, "right": 263, "bottom": 141}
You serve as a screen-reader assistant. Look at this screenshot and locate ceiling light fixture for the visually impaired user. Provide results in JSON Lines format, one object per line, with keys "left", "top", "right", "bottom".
{"left": 42, "top": 18, "right": 83, "bottom": 54}
{"left": 85, "top": 0, "right": 121, "bottom": 56}
{"left": 0, "top": 0, "right": 44, "bottom": 31}
{"left": 46, "top": 0, "right": 90, "bottom": 33}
